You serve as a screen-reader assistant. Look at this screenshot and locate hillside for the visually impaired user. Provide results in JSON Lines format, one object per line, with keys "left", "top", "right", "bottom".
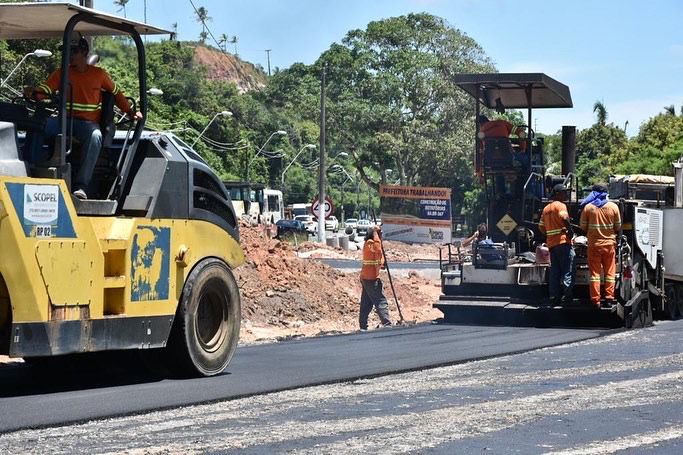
{"left": 193, "top": 46, "right": 267, "bottom": 93}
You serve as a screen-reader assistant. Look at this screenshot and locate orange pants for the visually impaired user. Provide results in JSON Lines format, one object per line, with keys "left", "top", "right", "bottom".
{"left": 588, "top": 244, "right": 616, "bottom": 305}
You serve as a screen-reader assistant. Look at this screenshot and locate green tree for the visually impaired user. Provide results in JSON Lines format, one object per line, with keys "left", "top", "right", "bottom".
{"left": 575, "top": 101, "right": 627, "bottom": 187}
{"left": 308, "top": 13, "right": 495, "bottom": 216}
{"left": 616, "top": 111, "right": 683, "bottom": 176}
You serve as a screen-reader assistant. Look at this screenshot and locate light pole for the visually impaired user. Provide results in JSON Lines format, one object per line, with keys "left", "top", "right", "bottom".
{"left": 281, "top": 144, "right": 316, "bottom": 188}
{"left": 0, "top": 49, "right": 52, "bottom": 92}
{"left": 247, "top": 130, "right": 287, "bottom": 181}
{"left": 331, "top": 164, "right": 354, "bottom": 225}
{"left": 191, "top": 110, "right": 232, "bottom": 148}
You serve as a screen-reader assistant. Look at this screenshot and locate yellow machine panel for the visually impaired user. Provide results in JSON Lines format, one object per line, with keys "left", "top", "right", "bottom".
{"left": 35, "top": 240, "right": 94, "bottom": 307}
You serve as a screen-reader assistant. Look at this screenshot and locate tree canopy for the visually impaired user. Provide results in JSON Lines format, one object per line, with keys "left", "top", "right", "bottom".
{"left": 1, "top": 11, "right": 682, "bottom": 222}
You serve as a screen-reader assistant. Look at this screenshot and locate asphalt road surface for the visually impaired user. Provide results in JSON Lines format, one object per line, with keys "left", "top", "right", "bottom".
{"left": 0, "top": 323, "right": 607, "bottom": 436}
{"left": 4, "top": 321, "right": 683, "bottom": 454}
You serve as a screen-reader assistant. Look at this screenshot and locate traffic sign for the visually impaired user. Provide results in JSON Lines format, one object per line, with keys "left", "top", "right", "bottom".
{"left": 311, "top": 196, "right": 334, "bottom": 219}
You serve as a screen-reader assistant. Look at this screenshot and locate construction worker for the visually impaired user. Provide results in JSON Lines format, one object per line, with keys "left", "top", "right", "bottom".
{"left": 461, "top": 223, "right": 488, "bottom": 249}
{"left": 579, "top": 183, "right": 621, "bottom": 308}
{"left": 25, "top": 33, "right": 142, "bottom": 199}
{"left": 359, "top": 226, "right": 392, "bottom": 330}
{"left": 539, "top": 183, "right": 575, "bottom": 305}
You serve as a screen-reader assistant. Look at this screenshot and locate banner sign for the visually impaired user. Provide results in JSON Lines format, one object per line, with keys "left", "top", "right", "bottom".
{"left": 379, "top": 184, "right": 452, "bottom": 244}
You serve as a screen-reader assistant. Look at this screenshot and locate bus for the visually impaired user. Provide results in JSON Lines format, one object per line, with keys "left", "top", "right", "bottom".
{"left": 263, "top": 188, "right": 284, "bottom": 224}
{"left": 223, "top": 181, "right": 283, "bottom": 224}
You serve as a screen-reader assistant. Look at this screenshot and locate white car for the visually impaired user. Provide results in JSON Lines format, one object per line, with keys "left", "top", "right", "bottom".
{"left": 344, "top": 218, "right": 358, "bottom": 230}
{"left": 325, "top": 216, "right": 339, "bottom": 232}
{"left": 356, "top": 219, "right": 372, "bottom": 236}
{"left": 294, "top": 215, "right": 317, "bottom": 233}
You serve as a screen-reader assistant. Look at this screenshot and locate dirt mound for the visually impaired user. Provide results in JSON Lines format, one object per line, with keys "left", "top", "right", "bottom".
{"left": 235, "top": 225, "right": 442, "bottom": 343}
{"left": 193, "top": 46, "right": 267, "bottom": 93}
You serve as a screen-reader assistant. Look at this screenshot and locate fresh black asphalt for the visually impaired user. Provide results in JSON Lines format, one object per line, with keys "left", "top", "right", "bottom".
{"left": 0, "top": 323, "right": 609, "bottom": 433}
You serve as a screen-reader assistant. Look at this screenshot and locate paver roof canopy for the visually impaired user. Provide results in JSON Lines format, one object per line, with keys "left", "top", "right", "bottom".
{"left": 452, "top": 73, "right": 573, "bottom": 109}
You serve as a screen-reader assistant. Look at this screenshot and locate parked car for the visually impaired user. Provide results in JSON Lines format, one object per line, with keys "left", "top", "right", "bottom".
{"left": 325, "top": 215, "right": 339, "bottom": 232}
{"left": 356, "top": 219, "right": 372, "bottom": 236}
{"left": 294, "top": 215, "right": 317, "bottom": 233}
{"left": 275, "top": 219, "right": 307, "bottom": 238}
{"left": 344, "top": 218, "right": 358, "bottom": 230}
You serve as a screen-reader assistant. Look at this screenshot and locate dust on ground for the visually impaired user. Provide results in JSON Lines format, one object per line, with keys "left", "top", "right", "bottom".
{"left": 236, "top": 223, "right": 443, "bottom": 344}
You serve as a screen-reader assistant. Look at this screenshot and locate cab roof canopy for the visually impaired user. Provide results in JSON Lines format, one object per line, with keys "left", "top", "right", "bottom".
{"left": 0, "top": 2, "right": 170, "bottom": 40}
{"left": 452, "top": 73, "right": 572, "bottom": 109}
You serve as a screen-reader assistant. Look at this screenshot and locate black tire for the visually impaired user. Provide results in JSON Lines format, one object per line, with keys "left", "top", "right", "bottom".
{"left": 664, "top": 283, "right": 678, "bottom": 320}
{"left": 167, "top": 258, "right": 241, "bottom": 377}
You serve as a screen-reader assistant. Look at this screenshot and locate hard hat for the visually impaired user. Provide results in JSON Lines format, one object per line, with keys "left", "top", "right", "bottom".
{"left": 61, "top": 32, "right": 89, "bottom": 54}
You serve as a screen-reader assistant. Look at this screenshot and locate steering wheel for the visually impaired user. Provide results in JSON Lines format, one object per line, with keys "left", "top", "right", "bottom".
{"left": 114, "top": 96, "right": 138, "bottom": 128}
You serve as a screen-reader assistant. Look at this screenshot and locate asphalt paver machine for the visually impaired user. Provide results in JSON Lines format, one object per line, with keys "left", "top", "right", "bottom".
{"left": 0, "top": 3, "right": 244, "bottom": 376}
{"left": 435, "top": 73, "right": 653, "bottom": 328}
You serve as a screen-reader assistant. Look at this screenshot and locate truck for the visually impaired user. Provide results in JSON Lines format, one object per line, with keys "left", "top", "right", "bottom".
{"left": 0, "top": 3, "right": 244, "bottom": 376}
{"left": 435, "top": 73, "right": 676, "bottom": 329}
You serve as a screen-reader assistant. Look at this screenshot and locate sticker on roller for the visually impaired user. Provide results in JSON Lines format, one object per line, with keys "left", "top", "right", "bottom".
{"left": 5, "top": 182, "right": 76, "bottom": 238}
{"left": 34, "top": 225, "right": 53, "bottom": 238}
{"left": 24, "top": 185, "right": 59, "bottom": 224}
{"left": 24, "top": 185, "right": 59, "bottom": 237}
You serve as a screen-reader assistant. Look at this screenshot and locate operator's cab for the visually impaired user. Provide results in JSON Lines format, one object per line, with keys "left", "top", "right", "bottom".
{"left": 0, "top": 3, "right": 238, "bottom": 240}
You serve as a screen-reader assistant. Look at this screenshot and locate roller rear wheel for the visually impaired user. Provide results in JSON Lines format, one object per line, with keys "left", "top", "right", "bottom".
{"left": 167, "top": 258, "right": 241, "bottom": 377}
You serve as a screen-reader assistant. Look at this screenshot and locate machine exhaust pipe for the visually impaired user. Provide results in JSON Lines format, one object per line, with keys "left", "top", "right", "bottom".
{"left": 674, "top": 159, "right": 683, "bottom": 208}
{"left": 561, "top": 125, "right": 576, "bottom": 176}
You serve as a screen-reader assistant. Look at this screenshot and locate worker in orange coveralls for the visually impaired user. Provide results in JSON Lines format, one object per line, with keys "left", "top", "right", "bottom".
{"left": 359, "top": 226, "right": 392, "bottom": 331}
{"left": 539, "top": 183, "right": 575, "bottom": 306}
{"left": 580, "top": 183, "right": 622, "bottom": 309}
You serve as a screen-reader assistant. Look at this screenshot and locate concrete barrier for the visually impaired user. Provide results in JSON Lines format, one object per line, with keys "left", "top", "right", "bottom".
{"left": 338, "top": 235, "right": 349, "bottom": 250}
{"left": 326, "top": 236, "right": 339, "bottom": 248}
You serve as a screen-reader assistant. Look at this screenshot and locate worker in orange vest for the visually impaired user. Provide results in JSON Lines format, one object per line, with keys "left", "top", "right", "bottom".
{"left": 359, "top": 226, "right": 392, "bottom": 330}
{"left": 579, "top": 183, "right": 621, "bottom": 308}
{"left": 25, "top": 33, "right": 142, "bottom": 199}
{"left": 539, "top": 183, "right": 575, "bottom": 305}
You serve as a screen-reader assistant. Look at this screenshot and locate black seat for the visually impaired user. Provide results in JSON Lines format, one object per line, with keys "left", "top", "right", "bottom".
{"left": 100, "top": 91, "right": 116, "bottom": 148}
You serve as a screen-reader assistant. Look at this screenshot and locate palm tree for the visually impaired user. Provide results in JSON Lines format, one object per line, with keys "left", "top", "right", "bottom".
{"left": 230, "top": 35, "right": 238, "bottom": 55}
{"left": 195, "top": 6, "right": 211, "bottom": 42}
{"left": 218, "top": 33, "right": 229, "bottom": 52}
{"left": 593, "top": 101, "right": 607, "bottom": 126}
{"left": 113, "top": 0, "right": 129, "bottom": 18}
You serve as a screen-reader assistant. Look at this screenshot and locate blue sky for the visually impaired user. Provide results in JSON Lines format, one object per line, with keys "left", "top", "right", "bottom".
{"left": 97, "top": 0, "right": 683, "bottom": 136}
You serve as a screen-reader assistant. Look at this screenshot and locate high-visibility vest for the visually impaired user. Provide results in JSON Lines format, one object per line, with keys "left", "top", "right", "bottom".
{"left": 39, "top": 65, "right": 132, "bottom": 123}
{"left": 539, "top": 200, "right": 570, "bottom": 248}
{"left": 580, "top": 201, "right": 621, "bottom": 247}
{"left": 361, "top": 238, "right": 384, "bottom": 280}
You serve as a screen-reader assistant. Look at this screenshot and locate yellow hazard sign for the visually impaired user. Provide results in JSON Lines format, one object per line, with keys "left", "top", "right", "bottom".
{"left": 496, "top": 214, "right": 517, "bottom": 236}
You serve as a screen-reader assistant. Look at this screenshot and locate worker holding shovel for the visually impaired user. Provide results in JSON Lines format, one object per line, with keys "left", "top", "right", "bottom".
{"left": 359, "top": 226, "right": 393, "bottom": 330}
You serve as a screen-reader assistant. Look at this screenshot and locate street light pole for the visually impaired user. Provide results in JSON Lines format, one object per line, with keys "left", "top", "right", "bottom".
{"left": 247, "top": 130, "right": 287, "bottom": 181}
{"left": 318, "top": 65, "right": 326, "bottom": 242}
{"left": 191, "top": 110, "right": 232, "bottom": 148}
{"left": 0, "top": 49, "right": 52, "bottom": 92}
{"left": 281, "top": 144, "right": 316, "bottom": 188}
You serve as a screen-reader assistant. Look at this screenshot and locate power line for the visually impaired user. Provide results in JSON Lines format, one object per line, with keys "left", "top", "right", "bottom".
{"left": 187, "top": 0, "right": 226, "bottom": 52}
